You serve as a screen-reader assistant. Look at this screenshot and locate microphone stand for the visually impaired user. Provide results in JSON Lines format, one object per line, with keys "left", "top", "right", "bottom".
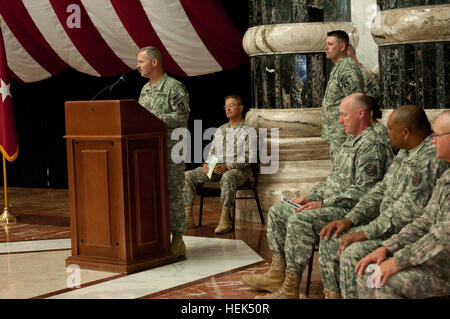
{"left": 91, "top": 75, "right": 125, "bottom": 101}
{"left": 91, "top": 85, "right": 112, "bottom": 101}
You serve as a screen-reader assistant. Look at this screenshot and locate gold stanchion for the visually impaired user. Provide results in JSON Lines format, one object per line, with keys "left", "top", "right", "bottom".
{"left": 0, "top": 154, "right": 16, "bottom": 224}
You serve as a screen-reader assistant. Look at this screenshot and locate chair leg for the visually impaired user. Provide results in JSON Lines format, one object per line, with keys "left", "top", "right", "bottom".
{"left": 306, "top": 248, "right": 315, "bottom": 297}
{"left": 232, "top": 202, "right": 236, "bottom": 230}
{"left": 198, "top": 194, "right": 204, "bottom": 227}
{"left": 253, "top": 189, "right": 265, "bottom": 224}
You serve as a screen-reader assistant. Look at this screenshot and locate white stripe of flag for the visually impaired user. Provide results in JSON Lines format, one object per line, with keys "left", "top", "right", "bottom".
{"left": 22, "top": 0, "right": 100, "bottom": 77}
{"left": 140, "top": 0, "right": 222, "bottom": 76}
{"left": 80, "top": 0, "right": 140, "bottom": 69}
{"left": 0, "top": 14, "right": 51, "bottom": 82}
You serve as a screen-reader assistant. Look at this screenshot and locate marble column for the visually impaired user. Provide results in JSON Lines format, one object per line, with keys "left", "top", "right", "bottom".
{"left": 237, "top": 1, "right": 359, "bottom": 221}
{"left": 245, "top": 0, "right": 357, "bottom": 109}
{"left": 373, "top": 1, "right": 450, "bottom": 109}
{"left": 242, "top": 108, "right": 331, "bottom": 216}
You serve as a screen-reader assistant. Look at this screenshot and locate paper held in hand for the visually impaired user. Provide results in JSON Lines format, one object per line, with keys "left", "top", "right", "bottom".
{"left": 207, "top": 155, "right": 218, "bottom": 179}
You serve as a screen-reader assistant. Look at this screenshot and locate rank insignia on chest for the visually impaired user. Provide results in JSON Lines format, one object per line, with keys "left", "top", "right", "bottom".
{"left": 365, "top": 164, "right": 377, "bottom": 176}
{"left": 412, "top": 173, "right": 422, "bottom": 186}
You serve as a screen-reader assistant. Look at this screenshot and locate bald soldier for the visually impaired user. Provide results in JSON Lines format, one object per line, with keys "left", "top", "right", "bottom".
{"left": 322, "top": 30, "right": 365, "bottom": 160}
{"left": 356, "top": 110, "right": 450, "bottom": 299}
{"left": 241, "top": 93, "right": 393, "bottom": 299}
{"left": 137, "top": 46, "right": 190, "bottom": 258}
{"left": 318, "top": 105, "right": 449, "bottom": 299}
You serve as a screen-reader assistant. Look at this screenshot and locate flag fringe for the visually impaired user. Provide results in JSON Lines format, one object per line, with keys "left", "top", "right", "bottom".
{"left": 0, "top": 145, "right": 18, "bottom": 162}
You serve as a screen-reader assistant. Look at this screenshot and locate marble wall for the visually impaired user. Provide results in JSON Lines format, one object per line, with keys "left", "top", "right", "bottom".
{"left": 377, "top": 0, "right": 449, "bottom": 9}
{"left": 379, "top": 42, "right": 449, "bottom": 109}
{"left": 374, "top": 3, "right": 450, "bottom": 109}
{"left": 350, "top": 0, "right": 379, "bottom": 71}
{"left": 251, "top": 53, "right": 326, "bottom": 109}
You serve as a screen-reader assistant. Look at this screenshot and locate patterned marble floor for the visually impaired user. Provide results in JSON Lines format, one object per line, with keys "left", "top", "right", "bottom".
{"left": 0, "top": 187, "right": 324, "bottom": 299}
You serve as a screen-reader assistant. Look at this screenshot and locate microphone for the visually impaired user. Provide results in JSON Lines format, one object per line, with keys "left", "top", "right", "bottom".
{"left": 91, "top": 74, "right": 126, "bottom": 100}
{"left": 108, "top": 75, "right": 125, "bottom": 93}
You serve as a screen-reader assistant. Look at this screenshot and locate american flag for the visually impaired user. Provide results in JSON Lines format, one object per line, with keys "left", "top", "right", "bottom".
{"left": 0, "top": 0, "right": 249, "bottom": 83}
{"left": 0, "top": 23, "right": 18, "bottom": 161}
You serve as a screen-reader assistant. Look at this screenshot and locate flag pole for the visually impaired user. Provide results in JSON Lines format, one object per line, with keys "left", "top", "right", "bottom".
{"left": 0, "top": 154, "right": 16, "bottom": 224}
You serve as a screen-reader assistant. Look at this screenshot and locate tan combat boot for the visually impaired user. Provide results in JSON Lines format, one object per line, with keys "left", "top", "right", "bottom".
{"left": 185, "top": 206, "right": 195, "bottom": 229}
{"left": 323, "top": 288, "right": 331, "bottom": 299}
{"left": 241, "top": 255, "right": 286, "bottom": 293}
{"left": 254, "top": 269, "right": 301, "bottom": 299}
{"left": 171, "top": 234, "right": 186, "bottom": 258}
{"left": 329, "top": 290, "right": 342, "bottom": 299}
{"left": 214, "top": 207, "right": 233, "bottom": 234}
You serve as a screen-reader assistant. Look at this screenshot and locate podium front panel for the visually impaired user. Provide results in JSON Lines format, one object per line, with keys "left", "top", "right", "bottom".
{"left": 73, "top": 140, "right": 122, "bottom": 259}
{"left": 127, "top": 136, "right": 169, "bottom": 258}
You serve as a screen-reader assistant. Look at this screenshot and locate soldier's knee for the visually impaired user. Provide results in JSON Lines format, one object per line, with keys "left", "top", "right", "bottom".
{"left": 268, "top": 203, "right": 287, "bottom": 217}
{"left": 340, "top": 245, "right": 360, "bottom": 264}
{"left": 286, "top": 213, "right": 307, "bottom": 228}
{"left": 219, "top": 170, "right": 236, "bottom": 184}
{"left": 294, "top": 209, "right": 321, "bottom": 226}
{"left": 184, "top": 170, "right": 195, "bottom": 182}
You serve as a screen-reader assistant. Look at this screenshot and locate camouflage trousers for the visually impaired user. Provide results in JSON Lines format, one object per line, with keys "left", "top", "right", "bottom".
{"left": 183, "top": 167, "right": 250, "bottom": 208}
{"left": 318, "top": 230, "right": 382, "bottom": 299}
{"left": 267, "top": 203, "right": 348, "bottom": 274}
{"left": 357, "top": 262, "right": 450, "bottom": 298}
{"left": 168, "top": 160, "right": 186, "bottom": 236}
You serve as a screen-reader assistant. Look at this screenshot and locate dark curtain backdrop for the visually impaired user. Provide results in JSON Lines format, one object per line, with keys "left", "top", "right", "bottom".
{"left": 1, "top": 0, "right": 250, "bottom": 188}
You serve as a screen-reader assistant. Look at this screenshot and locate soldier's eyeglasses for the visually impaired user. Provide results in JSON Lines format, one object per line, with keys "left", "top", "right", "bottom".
{"left": 431, "top": 131, "right": 450, "bottom": 138}
{"left": 224, "top": 104, "right": 241, "bottom": 109}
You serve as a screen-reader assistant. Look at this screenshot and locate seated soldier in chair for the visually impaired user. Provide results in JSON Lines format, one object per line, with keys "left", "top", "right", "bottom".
{"left": 183, "top": 95, "right": 254, "bottom": 234}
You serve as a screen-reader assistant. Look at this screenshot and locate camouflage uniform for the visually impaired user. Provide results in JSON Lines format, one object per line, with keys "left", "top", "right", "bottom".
{"left": 138, "top": 73, "right": 190, "bottom": 236}
{"left": 183, "top": 119, "right": 253, "bottom": 208}
{"left": 322, "top": 56, "right": 365, "bottom": 159}
{"left": 372, "top": 121, "right": 388, "bottom": 140}
{"left": 359, "top": 64, "right": 380, "bottom": 100}
{"left": 357, "top": 168, "right": 450, "bottom": 298}
{"left": 267, "top": 124, "right": 393, "bottom": 276}
{"left": 318, "top": 137, "right": 449, "bottom": 298}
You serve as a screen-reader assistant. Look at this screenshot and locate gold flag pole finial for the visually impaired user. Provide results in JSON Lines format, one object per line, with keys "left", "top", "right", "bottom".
{"left": 0, "top": 154, "right": 17, "bottom": 224}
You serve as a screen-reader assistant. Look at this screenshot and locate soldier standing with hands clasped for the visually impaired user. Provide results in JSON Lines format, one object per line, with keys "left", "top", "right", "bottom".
{"left": 321, "top": 30, "right": 365, "bottom": 160}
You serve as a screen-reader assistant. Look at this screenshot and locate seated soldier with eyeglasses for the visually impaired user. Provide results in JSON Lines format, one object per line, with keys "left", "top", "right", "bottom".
{"left": 183, "top": 95, "right": 254, "bottom": 234}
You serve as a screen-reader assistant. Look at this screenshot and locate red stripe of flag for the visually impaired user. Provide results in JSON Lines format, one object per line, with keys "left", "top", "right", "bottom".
{"left": 0, "top": 28, "right": 18, "bottom": 162}
{"left": 0, "top": 0, "right": 68, "bottom": 76}
{"left": 179, "top": 0, "right": 249, "bottom": 71}
{"left": 8, "top": 68, "right": 23, "bottom": 84}
{"left": 49, "top": 0, "right": 131, "bottom": 76}
{"left": 110, "top": 0, "right": 186, "bottom": 76}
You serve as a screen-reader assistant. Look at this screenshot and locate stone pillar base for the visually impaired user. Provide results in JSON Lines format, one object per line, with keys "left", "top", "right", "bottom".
{"left": 236, "top": 108, "right": 331, "bottom": 223}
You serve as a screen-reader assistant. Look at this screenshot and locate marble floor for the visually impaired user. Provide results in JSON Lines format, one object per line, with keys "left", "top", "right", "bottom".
{"left": 0, "top": 187, "right": 324, "bottom": 299}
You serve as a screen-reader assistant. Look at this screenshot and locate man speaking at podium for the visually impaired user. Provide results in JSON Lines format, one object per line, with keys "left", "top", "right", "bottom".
{"left": 137, "top": 46, "right": 190, "bottom": 258}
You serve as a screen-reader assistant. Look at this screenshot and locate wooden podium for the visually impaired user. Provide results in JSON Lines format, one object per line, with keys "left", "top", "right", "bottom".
{"left": 64, "top": 99, "right": 176, "bottom": 274}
